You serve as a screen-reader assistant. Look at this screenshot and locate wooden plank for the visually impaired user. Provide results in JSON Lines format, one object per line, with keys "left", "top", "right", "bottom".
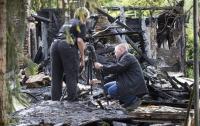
{"left": 25, "top": 73, "right": 50, "bottom": 88}
{"left": 128, "top": 106, "right": 194, "bottom": 123}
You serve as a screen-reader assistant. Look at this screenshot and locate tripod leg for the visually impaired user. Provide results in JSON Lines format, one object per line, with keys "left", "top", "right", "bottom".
{"left": 90, "top": 59, "right": 93, "bottom": 95}
{"left": 87, "top": 60, "right": 90, "bottom": 85}
{"left": 86, "top": 51, "right": 93, "bottom": 95}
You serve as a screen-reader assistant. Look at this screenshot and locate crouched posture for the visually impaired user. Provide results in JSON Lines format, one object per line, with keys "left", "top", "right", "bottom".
{"left": 50, "top": 7, "right": 89, "bottom": 101}
{"left": 94, "top": 43, "right": 148, "bottom": 110}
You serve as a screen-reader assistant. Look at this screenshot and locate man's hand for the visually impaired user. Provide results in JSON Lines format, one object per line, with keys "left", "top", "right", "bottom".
{"left": 89, "top": 79, "right": 101, "bottom": 85}
{"left": 94, "top": 62, "right": 103, "bottom": 69}
{"left": 80, "top": 59, "right": 85, "bottom": 68}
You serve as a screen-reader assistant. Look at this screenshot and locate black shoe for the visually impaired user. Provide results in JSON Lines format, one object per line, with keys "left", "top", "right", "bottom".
{"left": 122, "top": 98, "right": 142, "bottom": 111}
{"left": 121, "top": 97, "right": 137, "bottom": 108}
{"left": 63, "top": 96, "right": 78, "bottom": 102}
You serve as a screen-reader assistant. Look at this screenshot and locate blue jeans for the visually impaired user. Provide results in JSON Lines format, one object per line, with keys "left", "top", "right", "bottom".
{"left": 103, "top": 81, "right": 137, "bottom": 104}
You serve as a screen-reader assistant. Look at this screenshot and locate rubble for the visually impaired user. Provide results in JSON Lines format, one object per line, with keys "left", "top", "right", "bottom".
{"left": 12, "top": 100, "right": 129, "bottom": 125}
{"left": 13, "top": 69, "right": 195, "bottom": 125}
{"left": 25, "top": 73, "right": 51, "bottom": 88}
{"left": 13, "top": 1, "right": 196, "bottom": 125}
{"left": 12, "top": 100, "right": 193, "bottom": 126}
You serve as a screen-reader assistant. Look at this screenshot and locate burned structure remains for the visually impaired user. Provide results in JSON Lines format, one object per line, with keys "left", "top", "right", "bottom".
{"left": 14, "top": 1, "right": 196, "bottom": 125}
{"left": 26, "top": 1, "right": 186, "bottom": 73}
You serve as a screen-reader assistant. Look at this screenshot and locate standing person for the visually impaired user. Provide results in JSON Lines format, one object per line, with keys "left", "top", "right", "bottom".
{"left": 93, "top": 43, "right": 148, "bottom": 110}
{"left": 50, "top": 7, "right": 90, "bottom": 101}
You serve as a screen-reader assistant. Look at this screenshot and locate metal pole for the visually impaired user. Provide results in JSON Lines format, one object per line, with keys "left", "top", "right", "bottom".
{"left": 193, "top": 0, "right": 199, "bottom": 125}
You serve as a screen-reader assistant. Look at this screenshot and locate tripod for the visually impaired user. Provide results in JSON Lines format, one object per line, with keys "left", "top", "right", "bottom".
{"left": 85, "top": 15, "right": 100, "bottom": 95}
{"left": 86, "top": 33, "right": 97, "bottom": 95}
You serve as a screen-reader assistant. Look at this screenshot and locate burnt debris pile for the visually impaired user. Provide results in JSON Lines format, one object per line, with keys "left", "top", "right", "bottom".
{"left": 14, "top": 1, "right": 195, "bottom": 125}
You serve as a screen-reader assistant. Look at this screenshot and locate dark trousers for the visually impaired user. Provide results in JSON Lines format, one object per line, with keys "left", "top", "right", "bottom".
{"left": 50, "top": 40, "right": 79, "bottom": 101}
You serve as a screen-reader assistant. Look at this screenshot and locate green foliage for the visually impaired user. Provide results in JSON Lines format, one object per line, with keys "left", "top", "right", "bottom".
{"left": 186, "top": 25, "right": 194, "bottom": 60}
{"left": 31, "top": 0, "right": 59, "bottom": 11}
{"left": 22, "top": 57, "right": 39, "bottom": 76}
{"left": 98, "top": 0, "right": 183, "bottom": 17}
{"left": 185, "top": 27, "right": 200, "bottom": 78}
{"left": 186, "top": 65, "right": 194, "bottom": 78}
{"left": 98, "top": 121, "right": 110, "bottom": 126}
{"left": 31, "top": 0, "right": 42, "bottom": 11}
{"left": 99, "top": 0, "right": 164, "bottom": 7}
{"left": 7, "top": 76, "right": 30, "bottom": 113}
{"left": 184, "top": 0, "right": 200, "bottom": 78}
{"left": 6, "top": 57, "right": 38, "bottom": 113}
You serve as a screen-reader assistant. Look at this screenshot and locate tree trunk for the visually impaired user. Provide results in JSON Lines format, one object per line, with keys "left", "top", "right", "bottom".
{"left": 62, "top": 0, "right": 65, "bottom": 9}
{"left": 6, "top": 0, "right": 27, "bottom": 113}
{"left": 0, "top": 0, "right": 7, "bottom": 125}
{"left": 24, "top": 0, "right": 31, "bottom": 59}
{"left": 198, "top": 16, "right": 200, "bottom": 38}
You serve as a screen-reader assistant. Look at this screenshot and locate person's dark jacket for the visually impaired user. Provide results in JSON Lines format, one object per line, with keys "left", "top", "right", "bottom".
{"left": 102, "top": 52, "right": 148, "bottom": 98}
{"left": 56, "top": 18, "right": 86, "bottom": 47}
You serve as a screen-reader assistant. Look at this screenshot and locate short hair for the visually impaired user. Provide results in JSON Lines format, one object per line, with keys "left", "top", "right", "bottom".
{"left": 74, "top": 7, "right": 90, "bottom": 23}
{"left": 115, "top": 43, "right": 129, "bottom": 51}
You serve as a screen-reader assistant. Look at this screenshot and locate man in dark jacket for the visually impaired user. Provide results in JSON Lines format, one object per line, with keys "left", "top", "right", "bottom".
{"left": 50, "top": 7, "right": 89, "bottom": 101}
{"left": 94, "top": 43, "right": 148, "bottom": 110}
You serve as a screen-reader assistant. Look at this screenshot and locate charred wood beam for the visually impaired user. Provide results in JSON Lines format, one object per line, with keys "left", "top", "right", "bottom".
{"left": 161, "top": 88, "right": 188, "bottom": 92}
{"left": 142, "top": 100, "right": 193, "bottom": 108}
{"left": 144, "top": 72, "right": 158, "bottom": 84}
{"left": 164, "top": 90, "right": 189, "bottom": 100}
{"left": 96, "top": 100, "right": 105, "bottom": 109}
{"left": 129, "top": 111, "right": 187, "bottom": 124}
{"left": 146, "top": 75, "right": 190, "bottom": 100}
{"left": 96, "top": 46, "right": 114, "bottom": 55}
{"left": 147, "top": 85, "right": 179, "bottom": 101}
{"left": 96, "top": 8, "right": 133, "bottom": 31}
{"left": 31, "top": 14, "right": 51, "bottom": 23}
{"left": 96, "top": 8, "right": 154, "bottom": 65}
{"left": 171, "top": 76, "right": 191, "bottom": 92}
{"left": 101, "top": 118, "right": 140, "bottom": 125}
{"left": 20, "top": 91, "right": 39, "bottom": 102}
{"left": 163, "top": 71, "right": 191, "bottom": 92}
{"left": 80, "top": 118, "right": 138, "bottom": 126}
{"left": 164, "top": 71, "right": 179, "bottom": 89}
{"left": 186, "top": 59, "right": 194, "bottom": 66}
{"left": 186, "top": 59, "right": 200, "bottom": 68}
{"left": 186, "top": 59, "right": 197, "bottom": 66}
{"left": 94, "top": 31, "right": 140, "bottom": 38}
{"left": 104, "top": 6, "right": 175, "bottom": 11}
{"left": 125, "top": 36, "right": 155, "bottom": 65}
{"left": 52, "top": 13, "right": 59, "bottom": 30}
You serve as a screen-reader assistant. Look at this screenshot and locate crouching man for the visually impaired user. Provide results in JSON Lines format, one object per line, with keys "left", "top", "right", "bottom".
{"left": 92, "top": 43, "right": 148, "bottom": 111}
